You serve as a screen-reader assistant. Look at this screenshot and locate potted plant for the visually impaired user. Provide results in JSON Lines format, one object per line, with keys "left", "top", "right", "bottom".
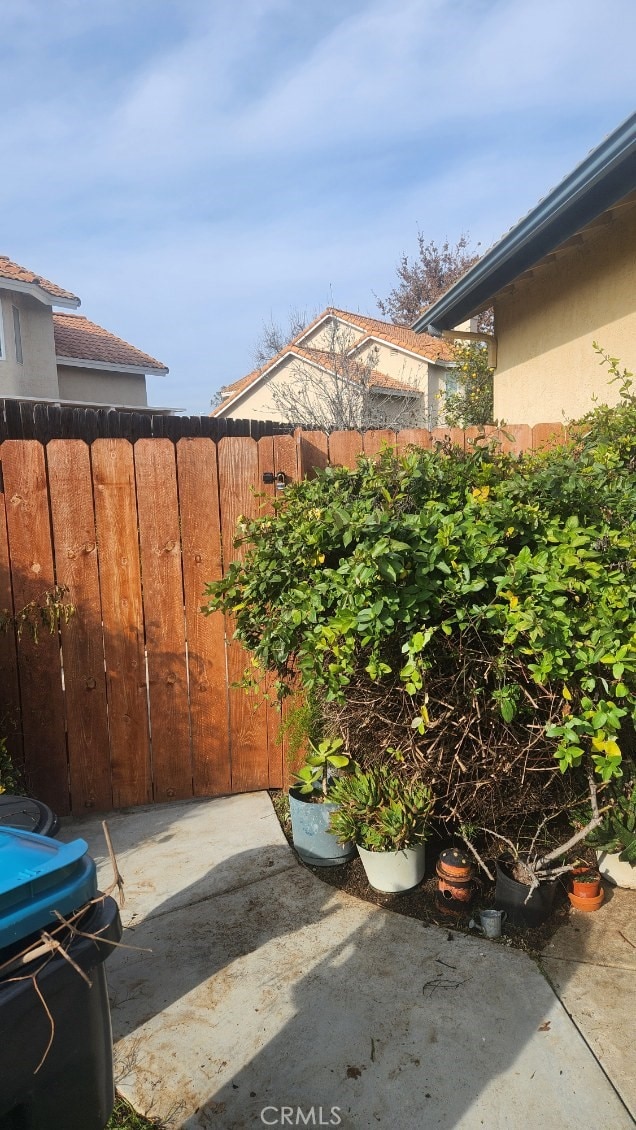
{"left": 585, "top": 774, "right": 636, "bottom": 890}
{"left": 492, "top": 848, "right": 562, "bottom": 928}
{"left": 288, "top": 738, "right": 356, "bottom": 867}
{"left": 571, "top": 869, "right": 601, "bottom": 899}
{"left": 327, "top": 758, "right": 433, "bottom": 893}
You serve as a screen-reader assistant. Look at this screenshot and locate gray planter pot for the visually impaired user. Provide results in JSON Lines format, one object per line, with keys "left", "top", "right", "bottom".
{"left": 288, "top": 788, "right": 355, "bottom": 867}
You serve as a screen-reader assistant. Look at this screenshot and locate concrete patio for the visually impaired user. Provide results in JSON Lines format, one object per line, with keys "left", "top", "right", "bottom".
{"left": 66, "top": 794, "right": 635, "bottom": 1129}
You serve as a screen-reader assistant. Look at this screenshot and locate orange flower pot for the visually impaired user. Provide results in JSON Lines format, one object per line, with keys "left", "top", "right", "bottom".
{"left": 568, "top": 888, "right": 605, "bottom": 912}
{"left": 571, "top": 871, "right": 601, "bottom": 899}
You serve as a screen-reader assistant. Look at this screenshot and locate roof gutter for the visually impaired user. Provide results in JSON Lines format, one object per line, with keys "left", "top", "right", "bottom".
{"left": 413, "top": 112, "right": 636, "bottom": 335}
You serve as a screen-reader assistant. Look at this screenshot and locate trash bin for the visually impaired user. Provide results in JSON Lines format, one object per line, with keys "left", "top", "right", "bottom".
{"left": 0, "top": 794, "right": 59, "bottom": 837}
{"left": 0, "top": 894, "right": 122, "bottom": 1130}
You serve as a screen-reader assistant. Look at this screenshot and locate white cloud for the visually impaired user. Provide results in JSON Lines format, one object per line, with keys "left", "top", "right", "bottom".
{"left": 1, "top": 0, "right": 634, "bottom": 414}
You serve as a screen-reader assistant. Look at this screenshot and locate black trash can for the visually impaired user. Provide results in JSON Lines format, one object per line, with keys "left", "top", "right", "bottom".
{"left": 0, "top": 895, "right": 122, "bottom": 1130}
{"left": 0, "top": 795, "right": 59, "bottom": 837}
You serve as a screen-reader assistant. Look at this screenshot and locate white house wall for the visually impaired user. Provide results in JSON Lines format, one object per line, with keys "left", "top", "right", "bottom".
{"left": 57, "top": 366, "right": 149, "bottom": 407}
{"left": 0, "top": 291, "right": 59, "bottom": 398}
{"left": 300, "top": 320, "right": 364, "bottom": 351}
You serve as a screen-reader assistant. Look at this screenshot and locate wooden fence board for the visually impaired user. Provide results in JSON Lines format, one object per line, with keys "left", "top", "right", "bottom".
{"left": 328, "top": 430, "right": 363, "bottom": 468}
{"left": 532, "top": 422, "right": 566, "bottom": 450}
{"left": 273, "top": 432, "right": 299, "bottom": 487}
{"left": 497, "top": 424, "right": 532, "bottom": 454}
{"left": 135, "top": 440, "right": 192, "bottom": 802}
{"left": 257, "top": 437, "right": 281, "bottom": 787}
{"left": 47, "top": 441, "right": 112, "bottom": 813}
{"left": 0, "top": 482, "right": 22, "bottom": 770}
{"left": 92, "top": 440, "right": 151, "bottom": 808}
{"left": 1, "top": 442, "right": 69, "bottom": 813}
{"left": 431, "top": 426, "right": 466, "bottom": 449}
{"left": 272, "top": 435, "right": 304, "bottom": 788}
{"left": 362, "top": 429, "right": 397, "bottom": 457}
{"left": 177, "top": 439, "right": 231, "bottom": 797}
{"left": 297, "top": 430, "right": 329, "bottom": 478}
{"left": 396, "top": 428, "right": 432, "bottom": 454}
{"left": 218, "top": 437, "right": 269, "bottom": 792}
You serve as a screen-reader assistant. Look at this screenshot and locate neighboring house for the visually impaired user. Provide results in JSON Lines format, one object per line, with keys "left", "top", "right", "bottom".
{"left": 213, "top": 308, "right": 454, "bottom": 428}
{"left": 0, "top": 255, "right": 171, "bottom": 410}
{"left": 413, "top": 113, "right": 636, "bottom": 425}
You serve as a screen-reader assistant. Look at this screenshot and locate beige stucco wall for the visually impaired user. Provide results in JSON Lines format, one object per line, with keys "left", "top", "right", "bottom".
{"left": 57, "top": 366, "right": 148, "bottom": 406}
{"left": 301, "top": 319, "right": 363, "bottom": 352}
{"left": 0, "top": 291, "right": 59, "bottom": 398}
{"left": 493, "top": 202, "right": 636, "bottom": 425}
{"left": 353, "top": 340, "right": 428, "bottom": 387}
{"left": 219, "top": 354, "right": 424, "bottom": 427}
{"left": 220, "top": 350, "right": 452, "bottom": 428}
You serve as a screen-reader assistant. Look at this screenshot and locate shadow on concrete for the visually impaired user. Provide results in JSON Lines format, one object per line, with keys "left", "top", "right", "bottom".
{"left": 100, "top": 834, "right": 631, "bottom": 1130}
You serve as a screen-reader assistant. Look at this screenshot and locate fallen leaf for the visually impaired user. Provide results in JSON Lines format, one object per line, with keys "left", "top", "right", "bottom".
{"left": 538, "top": 1021, "right": 551, "bottom": 1032}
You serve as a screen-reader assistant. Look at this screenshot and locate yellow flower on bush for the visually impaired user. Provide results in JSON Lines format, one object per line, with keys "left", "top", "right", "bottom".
{"left": 471, "top": 485, "right": 490, "bottom": 503}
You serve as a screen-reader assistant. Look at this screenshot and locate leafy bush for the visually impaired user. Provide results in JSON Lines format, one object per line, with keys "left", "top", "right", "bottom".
{"left": 204, "top": 357, "right": 636, "bottom": 832}
{"left": 585, "top": 766, "right": 636, "bottom": 863}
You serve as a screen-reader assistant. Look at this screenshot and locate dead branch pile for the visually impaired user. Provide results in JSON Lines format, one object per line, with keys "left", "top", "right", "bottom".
{"left": 324, "top": 632, "right": 582, "bottom": 835}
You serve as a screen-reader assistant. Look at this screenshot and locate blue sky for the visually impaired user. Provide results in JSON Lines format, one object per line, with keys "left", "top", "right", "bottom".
{"left": 1, "top": 0, "right": 635, "bottom": 414}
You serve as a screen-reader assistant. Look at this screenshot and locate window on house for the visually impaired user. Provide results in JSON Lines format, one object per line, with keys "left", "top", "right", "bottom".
{"left": 12, "top": 306, "right": 22, "bottom": 364}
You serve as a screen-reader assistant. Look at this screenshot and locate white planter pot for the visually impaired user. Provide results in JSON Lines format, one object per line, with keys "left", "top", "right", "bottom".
{"left": 357, "top": 843, "right": 425, "bottom": 893}
{"left": 596, "top": 850, "right": 636, "bottom": 890}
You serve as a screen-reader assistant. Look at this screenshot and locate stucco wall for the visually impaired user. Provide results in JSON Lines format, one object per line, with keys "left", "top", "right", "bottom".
{"left": 301, "top": 319, "right": 363, "bottom": 351}
{"left": 218, "top": 356, "right": 324, "bottom": 422}
{"left": 0, "top": 291, "right": 59, "bottom": 398}
{"left": 493, "top": 203, "right": 636, "bottom": 425}
{"left": 219, "top": 354, "right": 426, "bottom": 427}
{"left": 353, "top": 341, "right": 429, "bottom": 387}
{"left": 57, "top": 366, "right": 148, "bottom": 406}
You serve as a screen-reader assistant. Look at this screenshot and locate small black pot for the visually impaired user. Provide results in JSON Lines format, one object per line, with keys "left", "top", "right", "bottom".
{"left": 495, "top": 856, "right": 558, "bottom": 927}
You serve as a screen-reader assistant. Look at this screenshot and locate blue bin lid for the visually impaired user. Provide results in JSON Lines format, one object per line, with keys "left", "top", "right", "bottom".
{"left": 0, "top": 828, "right": 97, "bottom": 950}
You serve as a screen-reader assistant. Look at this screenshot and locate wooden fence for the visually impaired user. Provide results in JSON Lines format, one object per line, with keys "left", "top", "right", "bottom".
{"left": 0, "top": 421, "right": 567, "bottom": 815}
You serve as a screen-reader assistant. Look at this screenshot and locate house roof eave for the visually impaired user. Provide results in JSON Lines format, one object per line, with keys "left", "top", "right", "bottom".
{"left": 413, "top": 111, "right": 636, "bottom": 335}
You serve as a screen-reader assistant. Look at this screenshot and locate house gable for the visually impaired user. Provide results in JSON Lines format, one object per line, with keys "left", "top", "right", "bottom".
{"left": 214, "top": 307, "right": 453, "bottom": 424}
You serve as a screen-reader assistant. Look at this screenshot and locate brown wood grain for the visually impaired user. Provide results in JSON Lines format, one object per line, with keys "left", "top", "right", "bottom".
{"left": 497, "top": 424, "right": 533, "bottom": 454}
{"left": 328, "top": 430, "right": 363, "bottom": 468}
{"left": 296, "top": 429, "right": 329, "bottom": 478}
{"left": 91, "top": 439, "right": 151, "bottom": 808}
{"left": 177, "top": 439, "right": 231, "bottom": 797}
{"left": 135, "top": 440, "right": 192, "bottom": 801}
{"left": 256, "top": 437, "right": 281, "bottom": 787}
{"left": 218, "top": 437, "right": 269, "bottom": 791}
{"left": 1, "top": 441, "right": 69, "bottom": 812}
{"left": 362, "top": 429, "right": 396, "bottom": 458}
{"left": 396, "top": 429, "right": 432, "bottom": 454}
{"left": 431, "top": 427, "right": 466, "bottom": 449}
{"left": 272, "top": 432, "right": 299, "bottom": 487}
{"left": 47, "top": 441, "right": 112, "bottom": 813}
{"left": 532, "top": 422, "right": 566, "bottom": 450}
{"left": 0, "top": 472, "right": 23, "bottom": 770}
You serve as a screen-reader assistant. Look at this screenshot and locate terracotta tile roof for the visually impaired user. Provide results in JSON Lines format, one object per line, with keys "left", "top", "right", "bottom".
{"left": 212, "top": 341, "right": 419, "bottom": 415}
{"left": 53, "top": 313, "right": 168, "bottom": 373}
{"left": 303, "top": 308, "right": 455, "bottom": 362}
{"left": 0, "top": 256, "right": 79, "bottom": 303}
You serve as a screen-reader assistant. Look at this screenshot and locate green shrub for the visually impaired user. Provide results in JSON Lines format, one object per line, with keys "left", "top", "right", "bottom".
{"left": 204, "top": 358, "right": 636, "bottom": 829}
